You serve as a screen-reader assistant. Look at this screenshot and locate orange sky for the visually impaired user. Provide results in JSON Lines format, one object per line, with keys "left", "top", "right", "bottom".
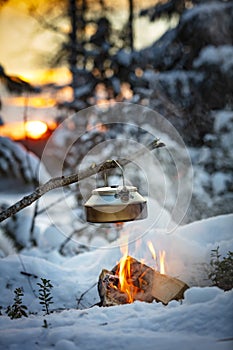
{"left": 0, "top": 0, "right": 170, "bottom": 84}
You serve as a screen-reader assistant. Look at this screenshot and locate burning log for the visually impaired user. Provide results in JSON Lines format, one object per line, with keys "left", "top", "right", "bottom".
{"left": 98, "top": 256, "right": 189, "bottom": 306}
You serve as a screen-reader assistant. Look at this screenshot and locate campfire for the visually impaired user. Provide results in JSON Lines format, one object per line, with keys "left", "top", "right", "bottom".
{"left": 82, "top": 139, "right": 187, "bottom": 307}
{"left": 98, "top": 236, "right": 189, "bottom": 307}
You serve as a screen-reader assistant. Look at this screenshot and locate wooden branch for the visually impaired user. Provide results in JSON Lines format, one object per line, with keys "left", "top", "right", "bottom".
{"left": 0, "top": 139, "right": 165, "bottom": 223}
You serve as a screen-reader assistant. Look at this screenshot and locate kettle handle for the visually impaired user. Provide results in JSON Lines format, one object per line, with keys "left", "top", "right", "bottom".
{"left": 97, "top": 159, "right": 126, "bottom": 188}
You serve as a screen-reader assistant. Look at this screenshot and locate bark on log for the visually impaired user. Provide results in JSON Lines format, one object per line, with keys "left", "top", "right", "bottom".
{"left": 98, "top": 256, "right": 189, "bottom": 306}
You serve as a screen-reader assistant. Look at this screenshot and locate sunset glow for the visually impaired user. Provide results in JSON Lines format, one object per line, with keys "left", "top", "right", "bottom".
{"left": 0, "top": 120, "right": 56, "bottom": 140}
{"left": 4, "top": 96, "right": 56, "bottom": 108}
{"left": 24, "top": 121, "right": 48, "bottom": 139}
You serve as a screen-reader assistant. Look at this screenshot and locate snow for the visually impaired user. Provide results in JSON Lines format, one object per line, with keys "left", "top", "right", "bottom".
{"left": 212, "top": 172, "right": 231, "bottom": 195}
{"left": 116, "top": 49, "right": 132, "bottom": 67}
{"left": 0, "top": 6, "right": 233, "bottom": 344}
{"left": 214, "top": 110, "right": 233, "bottom": 134}
{"left": 0, "top": 227, "right": 16, "bottom": 257}
{"left": 144, "top": 70, "right": 203, "bottom": 99}
{"left": 0, "top": 213, "right": 232, "bottom": 350}
{"left": 0, "top": 136, "right": 50, "bottom": 184}
{"left": 0, "top": 288, "right": 233, "bottom": 350}
{"left": 193, "top": 45, "right": 233, "bottom": 74}
{"left": 182, "top": 1, "right": 230, "bottom": 23}
{"left": 0, "top": 101, "right": 232, "bottom": 349}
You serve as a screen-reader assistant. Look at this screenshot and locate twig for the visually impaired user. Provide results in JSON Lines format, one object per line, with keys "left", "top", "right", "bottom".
{"left": 22, "top": 94, "right": 40, "bottom": 246}
{"left": 17, "top": 254, "right": 37, "bottom": 297}
{"left": 20, "top": 271, "right": 38, "bottom": 278}
{"left": 59, "top": 225, "right": 88, "bottom": 255}
{"left": 77, "top": 282, "right": 98, "bottom": 308}
{"left": 29, "top": 199, "right": 39, "bottom": 246}
{"left": 0, "top": 139, "right": 165, "bottom": 223}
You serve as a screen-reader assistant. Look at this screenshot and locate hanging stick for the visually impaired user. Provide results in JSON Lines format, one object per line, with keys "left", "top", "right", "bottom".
{"left": 0, "top": 139, "right": 165, "bottom": 222}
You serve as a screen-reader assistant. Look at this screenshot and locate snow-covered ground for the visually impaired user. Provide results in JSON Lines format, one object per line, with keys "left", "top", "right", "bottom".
{"left": 0, "top": 103, "right": 232, "bottom": 349}
{"left": 0, "top": 213, "right": 232, "bottom": 350}
{"left": 0, "top": 1, "right": 232, "bottom": 347}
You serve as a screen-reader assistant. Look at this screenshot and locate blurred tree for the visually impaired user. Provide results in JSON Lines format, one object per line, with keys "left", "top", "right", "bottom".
{"left": 0, "top": 64, "right": 38, "bottom": 94}
{"left": 140, "top": 0, "right": 228, "bottom": 21}
{"left": 27, "top": 0, "right": 137, "bottom": 108}
{"left": 0, "top": 0, "right": 8, "bottom": 6}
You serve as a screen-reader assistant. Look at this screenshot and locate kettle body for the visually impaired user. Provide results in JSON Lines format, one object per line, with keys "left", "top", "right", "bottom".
{"left": 84, "top": 185, "right": 147, "bottom": 223}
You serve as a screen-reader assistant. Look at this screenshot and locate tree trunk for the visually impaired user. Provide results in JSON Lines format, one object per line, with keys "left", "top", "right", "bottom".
{"left": 128, "top": 0, "right": 134, "bottom": 51}
{"left": 68, "top": 0, "right": 78, "bottom": 101}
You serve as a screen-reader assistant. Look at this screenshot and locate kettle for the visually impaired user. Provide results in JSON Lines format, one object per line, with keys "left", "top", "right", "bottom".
{"left": 84, "top": 161, "right": 147, "bottom": 223}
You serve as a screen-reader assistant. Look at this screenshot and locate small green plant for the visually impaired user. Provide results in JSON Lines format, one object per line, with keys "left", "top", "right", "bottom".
{"left": 6, "top": 287, "right": 28, "bottom": 319}
{"left": 37, "top": 278, "right": 54, "bottom": 315}
{"left": 209, "top": 246, "right": 233, "bottom": 291}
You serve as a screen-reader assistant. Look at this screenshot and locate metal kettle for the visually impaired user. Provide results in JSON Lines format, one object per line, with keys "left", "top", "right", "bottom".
{"left": 84, "top": 161, "right": 147, "bottom": 223}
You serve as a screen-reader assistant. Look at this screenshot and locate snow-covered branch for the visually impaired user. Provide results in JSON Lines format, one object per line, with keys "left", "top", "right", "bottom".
{"left": 0, "top": 139, "right": 165, "bottom": 223}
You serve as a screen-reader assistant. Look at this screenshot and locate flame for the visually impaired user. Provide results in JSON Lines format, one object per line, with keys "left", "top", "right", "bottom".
{"left": 147, "top": 240, "right": 156, "bottom": 261}
{"left": 116, "top": 236, "right": 167, "bottom": 303}
{"left": 117, "top": 234, "right": 138, "bottom": 303}
{"left": 118, "top": 255, "right": 142, "bottom": 303}
{"left": 159, "top": 250, "right": 166, "bottom": 274}
{"left": 147, "top": 241, "right": 166, "bottom": 274}
{"left": 119, "top": 253, "right": 133, "bottom": 302}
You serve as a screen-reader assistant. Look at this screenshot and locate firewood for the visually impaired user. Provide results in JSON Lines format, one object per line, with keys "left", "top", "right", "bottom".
{"left": 150, "top": 270, "right": 189, "bottom": 305}
{"left": 98, "top": 256, "right": 189, "bottom": 306}
{"left": 98, "top": 269, "right": 128, "bottom": 306}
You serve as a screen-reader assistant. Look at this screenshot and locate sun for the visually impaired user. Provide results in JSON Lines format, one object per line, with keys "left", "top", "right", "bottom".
{"left": 24, "top": 121, "right": 48, "bottom": 139}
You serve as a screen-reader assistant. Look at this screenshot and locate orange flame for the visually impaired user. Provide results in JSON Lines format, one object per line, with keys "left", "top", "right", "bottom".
{"left": 116, "top": 237, "right": 167, "bottom": 303}
{"left": 147, "top": 241, "right": 166, "bottom": 274}
{"left": 118, "top": 254, "right": 142, "bottom": 303}
{"left": 117, "top": 235, "right": 139, "bottom": 303}
{"left": 159, "top": 250, "right": 166, "bottom": 274}
{"left": 147, "top": 240, "right": 157, "bottom": 261}
{"left": 119, "top": 236, "right": 129, "bottom": 298}
{"left": 119, "top": 256, "right": 133, "bottom": 302}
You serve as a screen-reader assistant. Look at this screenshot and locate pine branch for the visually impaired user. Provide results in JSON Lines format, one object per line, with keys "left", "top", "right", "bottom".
{"left": 0, "top": 139, "right": 165, "bottom": 223}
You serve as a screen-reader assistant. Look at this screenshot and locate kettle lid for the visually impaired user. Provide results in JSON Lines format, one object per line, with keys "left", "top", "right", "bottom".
{"left": 92, "top": 185, "right": 137, "bottom": 195}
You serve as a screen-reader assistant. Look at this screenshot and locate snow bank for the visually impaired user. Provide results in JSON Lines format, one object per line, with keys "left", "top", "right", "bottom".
{"left": 0, "top": 214, "right": 232, "bottom": 307}
{"left": 0, "top": 214, "right": 232, "bottom": 349}
{"left": 0, "top": 287, "right": 232, "bottom": 350}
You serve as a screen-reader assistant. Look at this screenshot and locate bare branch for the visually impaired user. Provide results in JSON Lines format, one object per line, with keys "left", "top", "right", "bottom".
{"left": 28, "top": 4, "right": 67, "bottom": 37}
{"left": 0, "top": 139, "right": 165, "bottom": 223}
